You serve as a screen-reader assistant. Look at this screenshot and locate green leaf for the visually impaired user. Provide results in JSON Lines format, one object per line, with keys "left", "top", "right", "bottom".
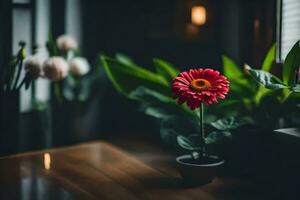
{"left": 229, "top": 80, "right": 256, "bottom": 98}
{"left": 222, "top": 56, "right": 253, "bottom": 94}
{"left": 177, "top": 135, "right": 201, "bottom": 151}
{"left": 130, "top": 86, "right": 194, "bottom": 119}
{"left": 253, "top": 86, "right": 272, "bottom": 105}
{"left": 254, "top": 44, "right": 277, "bottom": 104}
{"left": 142, "top": 106, "right": 175, "bottom": 119}
{"left": 130, "top": 87, "right": 175, "bottom": 119}
{"left": 160, "top": 116, "right": 198, "bottom": 147}
{"left": 129, "top": 86, "right": 172, "bottom": 103}
{"left": 246, "top": 65, "right": 288, "bottom": 90}
{"left": 153, "top": 58, "right": 179, "bottom": 82}
{"left": 222, "top": 55, "right": 244, "bottom": 81}
{"left": 283, "top": 40, "right": 300, "bottom": 86}
{"left": 100, "top": 55, "right": 170, "bottom": 97}
{"left": 261, "top": 44, "right": 276, "bottom": 72}
{"left": 205, "top": 131, "right": 231, "bottom": 144}
{"left": 292, "top": 85, "right": 300, "bottom": 92}
{"left": 115, "top": 53, "right": 136, "bottom": 66}
{"left": 210, "top": 116, "right": 253, "bottom": 131}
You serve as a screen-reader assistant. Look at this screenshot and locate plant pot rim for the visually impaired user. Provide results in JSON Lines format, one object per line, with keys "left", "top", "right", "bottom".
{"left": 176, "top": 154, "right": 224, "bottom": 167}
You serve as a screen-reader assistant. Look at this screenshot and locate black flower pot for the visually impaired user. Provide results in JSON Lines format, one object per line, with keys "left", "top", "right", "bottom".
{"left": 176, "top": 154, "right": 224, "bottom": 186}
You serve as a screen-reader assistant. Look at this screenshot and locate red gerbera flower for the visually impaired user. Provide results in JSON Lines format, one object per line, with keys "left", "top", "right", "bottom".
{"left": 172, "top": 68, "right": 229, "bottom": 110}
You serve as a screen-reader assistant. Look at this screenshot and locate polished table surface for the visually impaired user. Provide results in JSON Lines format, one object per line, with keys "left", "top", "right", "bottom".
{"left": 0, "top": 140, "right": 269, "bottom": 200}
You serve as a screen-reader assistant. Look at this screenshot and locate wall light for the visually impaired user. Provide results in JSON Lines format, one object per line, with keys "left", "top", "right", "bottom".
{"left": 191, "top": 6, "right": 206, "bottom": 26}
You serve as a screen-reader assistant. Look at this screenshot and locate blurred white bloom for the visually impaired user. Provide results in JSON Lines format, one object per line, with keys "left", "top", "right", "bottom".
{"left": 69, "top": 57, "right": 90, "bottom": 76}
{"left": 25, "top": 56, "right": 44, "bottom": 78}
{"left": 56, "top": 35, "right": 78, "bottom": 51}
{"left": 43, "top": 57, "right": 69, "bottom": 81}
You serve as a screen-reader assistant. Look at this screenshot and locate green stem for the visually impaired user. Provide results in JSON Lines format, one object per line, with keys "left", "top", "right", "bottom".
{"left": 6, "top": 59, "right": 19, "bottom": 91}
{"left": 16, "top": 77, "right": 26, "bottom": 90}
{"left": 281, "top": 90, "right": 292, "bottom": 104}
{"left": 12, "top": 59, "right": 23, "bottom": 90}
{"left": 199, "top": 103, "right": 206, "bottom": 155}
{"left": 31, "top": 81, "right": 36, "bottom": 107}
{"left": 54, "top": 82, "right": 63, "bottom": 104}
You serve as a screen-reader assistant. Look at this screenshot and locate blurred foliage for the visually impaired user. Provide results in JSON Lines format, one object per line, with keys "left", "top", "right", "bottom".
{"left": 100, "top": 40, "right": 300, "bottom": 154}
{"left": 1, "top": 42, "right": 34, "bottom": 93}
{"left": 220, "top": 41, "right": 300, "bottom": 131}
{"left": 100, "top": 54, "right": 248, "bottom": 154}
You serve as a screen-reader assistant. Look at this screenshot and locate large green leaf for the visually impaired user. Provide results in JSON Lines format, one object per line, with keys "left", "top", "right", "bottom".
{"left": 160, "top": 115, "right": 198, "bottom": 147}
{"left": 129, "top": 86, "right": 173, "bottom": 103}
{"left": 129, "top": 86, "right": 194, "bottom": 119}
{"left": 115, "top": 53, "right": 136, "bottom": 66}
{"left": 283, "top": 40, "right": 300, "bottom": 86}
{"left": 222, "top": 55, "right": 244, "bottom": 81}
{"left": 205, "top": 131, "right": 231, "bottom": 144}
{"left": 246, "top": 65, "right": 288, "bottom": 90}
{"left": 210, "top": 116, "right": 253, "bottom": 131}
{"left": 222, "top": 55, "right": 252, "bottom": 94}
{"left": 261, "top": 44, "right": 276, "bottom": 72}
{"left": 153, "top": 58, "right": 179, "bottom": 82}
{"left": 142, "top": 106, "right": 175, "bottom": 119}
{"left": 292, "top": 85, "right": 300, "bottom": 93}
{"left": 229, "top": 80, "right": 256, "bottom": 98}
{"left": 100, "top": 56, "right": 170, "bottom": 97}
{"left": 253, "top": 86, "right": 272, "bottom": 105}
{"left": 177, "top": 135, "right": 202, "bottom": 151}
{"left": 254, "top": 46, "right": 277, "bottom": 103}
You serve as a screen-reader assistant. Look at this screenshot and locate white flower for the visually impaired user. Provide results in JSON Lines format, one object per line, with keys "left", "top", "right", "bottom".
{"left": 69, "top": 57, "right": 90, "bottom": 76}
{"left": 43, "top": 57, "right": 69, "bottom": 81}
{"left": 56, "top": 35, "right": 78, "bottom": 51}
{"left": 25, "top": 56, "right": 44, "bottom": 78}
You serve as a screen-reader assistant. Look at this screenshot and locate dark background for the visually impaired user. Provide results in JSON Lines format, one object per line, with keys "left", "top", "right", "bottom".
{"left": 0, "top": 0, "right": 277, "bottom": 151}
{"left": 80, "top": 0, "right": 276, "bottom": 135}
{"left": 81, "top": 0, "right": 275, "bottom": 68}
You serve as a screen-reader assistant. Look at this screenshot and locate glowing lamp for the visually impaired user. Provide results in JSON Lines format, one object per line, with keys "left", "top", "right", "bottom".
{"left": 191, "top": 6, "right": 206, "bottom": 26}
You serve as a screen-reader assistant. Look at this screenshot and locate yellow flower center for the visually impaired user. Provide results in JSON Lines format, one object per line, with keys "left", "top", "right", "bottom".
{"left": 190, "top": 78, "right": 211, "bottom": 91}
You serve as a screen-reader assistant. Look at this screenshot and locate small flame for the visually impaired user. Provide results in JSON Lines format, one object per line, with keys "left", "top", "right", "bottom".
{"left": 44, "top": 153, "right": 51, "bottom": 170}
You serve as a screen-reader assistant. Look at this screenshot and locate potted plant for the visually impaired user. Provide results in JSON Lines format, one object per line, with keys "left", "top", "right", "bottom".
{"left": 171, "top": 68, "right": 231, "bottom": 185}
{"left": 100, "top": 55, "right": 253, "bottom": 184}
{"left": 217, "top": 40, "right": 300, "bottom": 179}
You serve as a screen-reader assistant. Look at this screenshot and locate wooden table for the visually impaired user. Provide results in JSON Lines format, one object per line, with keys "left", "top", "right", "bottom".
{"left": 0, "top": 141, "right": 269, "bottom": 200}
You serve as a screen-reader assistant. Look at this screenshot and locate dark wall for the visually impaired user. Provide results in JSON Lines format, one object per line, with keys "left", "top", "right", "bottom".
{"left": 0, "top": 0, "right": 12, "bottom": 81}
{"left": 82, "top": 0, "right": 221, "bottom": 69}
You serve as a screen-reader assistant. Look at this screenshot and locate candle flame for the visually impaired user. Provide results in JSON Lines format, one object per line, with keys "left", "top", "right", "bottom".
{"left": 44, "top": 153, "right": 51, "bottom": 170}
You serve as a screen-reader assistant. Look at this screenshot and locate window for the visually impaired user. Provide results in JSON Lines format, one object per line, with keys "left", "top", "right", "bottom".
{"left": 11, "top": 0, "right": 82, "bottom": 112}
{"left": 12, "top": 0, "right": 34, "bottom": 112}
{"left": 278, "top": 0, "right": 300, "bottom": 61}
